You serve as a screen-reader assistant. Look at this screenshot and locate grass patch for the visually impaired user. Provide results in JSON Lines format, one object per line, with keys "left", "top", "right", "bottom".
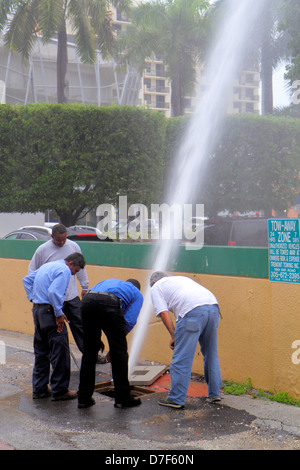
{"left": 223, "top": 378, "right": 300, "bottom": 407}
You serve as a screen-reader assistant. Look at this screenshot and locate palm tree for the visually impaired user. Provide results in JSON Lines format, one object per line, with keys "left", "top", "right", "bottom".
{"left": 0, "top": 0, "right": 131, "bottom": 103}
{"left": 118, "top": 0, "right": 210, "bottom": 117}
{"left": 259, "top": 0, "right": 291, "bottom": 115}
{"left": 278, "top": 0, "right": 300, "bottom": 117}
{"left": 213, "top": 0, "right": 291, "bottom": 116}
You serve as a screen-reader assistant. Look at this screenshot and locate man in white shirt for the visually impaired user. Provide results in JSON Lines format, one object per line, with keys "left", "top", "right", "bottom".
{"left": 28, "top": 224, "right": 89, "bottom": 353}
{"left": 150, "top": 272, "right": 222, "bottom": 409}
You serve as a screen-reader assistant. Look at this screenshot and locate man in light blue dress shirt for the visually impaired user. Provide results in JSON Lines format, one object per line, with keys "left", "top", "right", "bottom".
{"left": 28, "top": 224, "right": 89, "bottom": 353}
{"left": 23, "top": 252, "right": 85, "bottom": 401}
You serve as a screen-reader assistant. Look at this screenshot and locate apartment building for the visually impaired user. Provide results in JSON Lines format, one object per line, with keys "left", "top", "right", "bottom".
{"left": 0, "top": 5, "right": 260, "bottom": 116}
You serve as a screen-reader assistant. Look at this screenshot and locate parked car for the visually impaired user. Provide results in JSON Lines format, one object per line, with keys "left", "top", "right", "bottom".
{"left": 202, "top": 218, "right": 269, "bottom": 247}
{"left": 2, "top": 226, "right": 52, "bottom": 240}
{"left": 67, "top": 225, "right": 113, "bottom": 242}
{"left": 2, "top": 225, "right": 113, "bottom": 242}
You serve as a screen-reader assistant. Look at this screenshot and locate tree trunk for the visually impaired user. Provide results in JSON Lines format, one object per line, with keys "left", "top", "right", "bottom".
{"left": 260, "top": 3, "right": 274, "bottom": 115}
{"left": 57, "top": 19, "right": 68, "bottom": 104}
{"left": 55, "top": 209, "right": 81, "bottom": 227}
{"left": 171, "top": 73, "right": 185, "bottom": 117}
{"left": 261, "top": 37, "right": 274, "bottom": 115}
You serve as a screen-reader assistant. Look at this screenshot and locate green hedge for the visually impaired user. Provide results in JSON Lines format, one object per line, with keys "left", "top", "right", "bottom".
{"left": 0, "top": 104, "right": 299, "bottom": 223}
{"left": 164, "top": 114, "right": 300, "bottom": 216}
{"left": 0, "top": 103, "right": 166, "bottom": 224}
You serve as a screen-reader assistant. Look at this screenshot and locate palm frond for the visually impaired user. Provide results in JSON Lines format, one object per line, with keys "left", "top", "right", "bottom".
{"left": 68, "top": 0, "right": 96, "bottom": 63}
{"left": 109, "top": 0, "right": 132, "bottom": 17}
{"left": 117, "top": 24, "right": 160, "bottom": 71}
{"left": 4, "top": 0, "right": 39, "bottom": 59}
{"left": 38, "top": 0, "right": 64, "bottom": 42}
{"left": 0, "top": 0, "right": 16, "bottom": 32}
{"left": 96, "top": 11, "right": 116, "bottom": 58}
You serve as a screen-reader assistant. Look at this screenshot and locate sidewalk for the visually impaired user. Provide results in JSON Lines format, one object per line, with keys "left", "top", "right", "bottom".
{"left": 1, "top": 329, "right": 300, "bottom": 451}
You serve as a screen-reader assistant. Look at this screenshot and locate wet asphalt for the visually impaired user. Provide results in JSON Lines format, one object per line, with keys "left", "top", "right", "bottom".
{"left": 1, "top": 329, "right": 300, "bottom": 453}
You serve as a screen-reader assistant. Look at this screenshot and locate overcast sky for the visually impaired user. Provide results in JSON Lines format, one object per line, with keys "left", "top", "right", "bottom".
{"left": 273, "top": 62, "right": 292, "bottom": 108}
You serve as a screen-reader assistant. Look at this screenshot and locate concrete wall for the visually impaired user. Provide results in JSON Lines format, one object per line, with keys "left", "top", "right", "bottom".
{"left": 0, "top": 240, "right": 299, "bottom": 398}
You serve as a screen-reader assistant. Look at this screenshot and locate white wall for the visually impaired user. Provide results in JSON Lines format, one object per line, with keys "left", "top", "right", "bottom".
{"left": 0, "top": 213, "right": 45, "bottom": 237}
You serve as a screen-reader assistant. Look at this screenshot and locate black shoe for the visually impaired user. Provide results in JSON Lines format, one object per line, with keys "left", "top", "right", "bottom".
{"left": 96, "top": 356, "right": 107, "bottom": 364}
{"left": 114, "top": 397, "right": 142, "bottom": 408}
{"left": 33, "top": 389, "right": 51, "bottom": 399}
{"left": 78, "top": 398, "right": 96, "bottom": 409}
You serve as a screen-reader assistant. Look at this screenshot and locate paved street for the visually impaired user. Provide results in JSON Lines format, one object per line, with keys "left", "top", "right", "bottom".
{"left": 1, "top": 329, "right": 300, "bottom": 452}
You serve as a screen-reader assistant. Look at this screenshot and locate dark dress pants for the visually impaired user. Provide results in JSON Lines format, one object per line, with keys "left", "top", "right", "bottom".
{"left": 78, "top": 293, "right": 131, "bottom": 404}
{"left": 32, "top": 304, "right": 70, "bottom": 398}
{"left": 63, "top": 296, "right": 84, "bottom": 353}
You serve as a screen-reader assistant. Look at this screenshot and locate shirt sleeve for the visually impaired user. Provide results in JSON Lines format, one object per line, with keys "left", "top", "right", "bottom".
{"left": 48, "top": 270, "right": 71, "bottom": 317}
{"left": 124, "top": 293, "right": 143, "bottom": 333}
{"left": 76, "top": 267, "right": 89, "bottom": 290}
{"left": 150, "top": 285, "right": 169, "bottom": 316}
{"left": 28, "top": 248, "right": 43, "bottom": 274}
{"left": 22, "top": 271, "right": 37, "bottom": 301}
{"left": 71, "top": 242, "right": 89, "bottom": 290}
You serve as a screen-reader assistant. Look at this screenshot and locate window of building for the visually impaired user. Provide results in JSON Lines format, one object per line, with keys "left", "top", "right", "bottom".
{"left": 245, "top": 88, "right": 254, "bottom": 100}
{"left": 145, "top": 63, "right": 152, "bottom": 75}
{"left": 156, "top": 95, "right": 165, "bottom": 108}
{"left": 144, "top": 78, "right": 151, "bottom": 89}
{"left": 245, "top": 73, "right": 254, "bottom": 83}
{"left": 156, "top": 64, "right": 164, "bottom": 77}
{"left": 156, "top": 80, "right": 165, "bottom": 92}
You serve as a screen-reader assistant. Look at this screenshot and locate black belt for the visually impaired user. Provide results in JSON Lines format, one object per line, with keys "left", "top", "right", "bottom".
{"left": 87, "top": 291, "right": 121, "bottom": 306}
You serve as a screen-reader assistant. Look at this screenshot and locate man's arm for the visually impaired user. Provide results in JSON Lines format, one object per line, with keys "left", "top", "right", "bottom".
{"left": 48, "top": 270, "right": 71, "bottom": 317}
{"left": 76, "top": 268, "right": 89, "bottom": 296}
{"left": 124, "top": 293, "right": 143, "bottom": 333}
{"left": 159, "top": 310, "right": 175, "bottom": 350}
{"left": 48, "top": 270, "right": 71, "bottom": 332}
{"left": 22, "top": 271, "right": 37, "bottom": 301}
{"left": 28, "top": 247, "right": 44, "bottom": 274}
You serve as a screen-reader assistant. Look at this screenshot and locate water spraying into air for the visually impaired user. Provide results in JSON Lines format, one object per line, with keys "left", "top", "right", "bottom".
{"left": 128, "top": 0, "right": 268, "bottom": 375}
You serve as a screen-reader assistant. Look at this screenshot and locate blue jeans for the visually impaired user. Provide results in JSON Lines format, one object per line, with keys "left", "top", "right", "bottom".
{"left": 168, "top": 304, "right": 222, "bottom": 405}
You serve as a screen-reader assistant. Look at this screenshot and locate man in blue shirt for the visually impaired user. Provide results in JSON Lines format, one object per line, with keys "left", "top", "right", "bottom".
{"left": 78, "top": 278, "right": 143, "bottom": 409}
{"left": 23, "top": 252, "right": 85, "bottom": 401}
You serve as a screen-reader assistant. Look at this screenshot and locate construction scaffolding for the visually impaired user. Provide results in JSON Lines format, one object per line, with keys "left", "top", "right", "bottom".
{"left": 0, "top": 36, "right": 141, "bottom": 107}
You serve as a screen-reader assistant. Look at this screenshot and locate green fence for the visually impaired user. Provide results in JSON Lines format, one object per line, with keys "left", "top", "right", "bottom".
{"left": 0, "top": 239, "right": 268, "bottom": 278}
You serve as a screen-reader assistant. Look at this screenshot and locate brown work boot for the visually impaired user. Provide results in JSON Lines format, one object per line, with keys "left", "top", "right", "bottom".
{"left": 51, "top": 390, "right": 78, "bottom": 401}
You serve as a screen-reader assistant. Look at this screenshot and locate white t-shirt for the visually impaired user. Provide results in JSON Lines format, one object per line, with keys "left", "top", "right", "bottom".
{"left": 150, "top": 276, "right": 218, "bottom": 320}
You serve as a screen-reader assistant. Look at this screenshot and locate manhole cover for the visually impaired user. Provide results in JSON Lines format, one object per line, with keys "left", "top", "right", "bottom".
{"left": 94, "top": 381, "right": 156, "bottom": 398}
{"left": 129, "top": 365, "right": 169, "bottom": 385}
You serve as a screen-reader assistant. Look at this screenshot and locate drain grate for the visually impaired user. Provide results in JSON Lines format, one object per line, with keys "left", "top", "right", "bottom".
{"left": 94, "top": 381, "right": 156, "bottom": 398}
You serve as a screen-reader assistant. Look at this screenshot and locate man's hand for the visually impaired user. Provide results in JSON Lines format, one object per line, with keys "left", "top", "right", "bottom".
{"left": 56, "top": 314, "right": 69, "bottom": 333}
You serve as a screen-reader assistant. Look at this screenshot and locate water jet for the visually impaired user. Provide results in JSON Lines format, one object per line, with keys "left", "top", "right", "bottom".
{"left": 128, "top": 0, "right": 269, "bottom": 376}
